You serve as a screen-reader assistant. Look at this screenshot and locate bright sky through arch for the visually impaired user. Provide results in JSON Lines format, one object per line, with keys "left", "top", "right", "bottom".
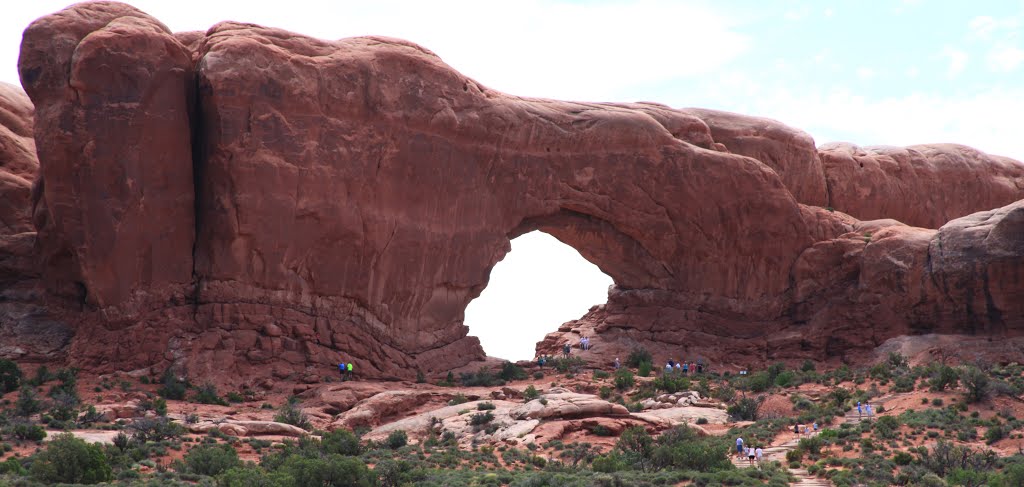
{"left": 464, "top": 232, "right": 613, "bottom": 361}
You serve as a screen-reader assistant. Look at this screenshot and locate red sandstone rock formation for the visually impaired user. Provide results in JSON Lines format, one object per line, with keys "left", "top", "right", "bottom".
{"left": 820, "top": 143, "right": 1024, "bottom": 229}
{"left": 8, "top": 2, "right": 1024, "bottom": 383}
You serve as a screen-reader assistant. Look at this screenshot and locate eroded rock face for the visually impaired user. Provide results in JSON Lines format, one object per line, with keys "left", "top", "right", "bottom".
{"left": 820, "top": 143, "right": 1024, "bottom": 229}
{"left": 12, "top": 2, "right": 1024, "bottom": 382}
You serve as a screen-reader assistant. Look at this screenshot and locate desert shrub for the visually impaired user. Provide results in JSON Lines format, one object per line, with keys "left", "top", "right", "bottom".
{"left": 743, "top": 371, "right": 773, "bottom": 393}
{"left": 477, "top": 401, "right": 496, "bottom": 411}
{"left": 470, "top": 411, "right": 495, "bottom": 426}
{"left": 929, "top": 365, "right": 959, "bottom": 392}
{"left": 599, "top": 386, "right": 612, "bottom": 399}
{"left": 153, "top": 397, "right": 167, "bottom": 416}
{"left": 0, "top": 359, "right": 22, "bottom": 393}
{"left": 593, "top": 370, "right": 610, "bottom": 380}
{"left": 158, "top": 369, "right": 188, "bottom": 400}
{"left": 960, "top": 366, "right": 990, "bottom": 403}
{"left": 127, "top": 416, "right": 184, "bottom": 442}
{"left": 8, "top": 421, "right": 46, "bottom": 441}
{"left": 460, "top": 367, "right": 504, "bottom": 387}
{"left": 775, "top": 370, "right": 797, "bottom": 388}
{"left": 651, "top": 424, "right": 732, "bottom": 472}
{"left": 29, "top": 432, "right": 112, "bottom": 484}
{"left": 321, "top": 428, "right": 361, "bottom": 456}
{"left": 178, "top": 443, "right": 240, "bottom": 476}
{"left": 274, "top": 399, "right": 311, "bottom": 430}
{"left": 49, "top": 389, "right": 79, "bottom": 421}
{"left": 15, "top": 384, "right": 42, "bottom": 417}
{"left": 0, "top": 457, "right": 24, "bottom": 475}
{"left": 985, "top": 424, "right": 1006, "bottom": 444}
{"left": 637, "top": 361, "right": 652, "bottom": 377}
{"left": 652, "top": 374, "right": 690, "bottom": 393}
{"left": 226, "top": 391, "right": 245, "bottom": 403}
{"left": 893, "top": 451, "right": 913, "bottom": 465}
{"left": 918, "top": 440, "right": 997, "bottom": 478}
{"left": 727, "top": 396, "right": 764, "bottom": 421}
{"left": 498, "top": 362, "right": 528, "bottom": 381}
{"left": 798, "top": 436, "right": 824, "bottom": 456}
{"left": 801, "top": 360, "right": 816, "bottom": 372}
{"left": 193, "top": 383, "right": 228, "bottom": 405}
{"left": 874, "top": 415, "right": 901, "bottom": 439}
{"left": 524, "top": 385, "right": 539, "bottom": 401}
{"left": 279, "top": 454, "right": 373, "bottom": 487}
{"left": 626, "top": 348, "right": 652, "bottom": 368}
{"left": 217, "top": 465, "right": 282, "bottom": 487}
{"left": 614, "top": 369, "right": 635, "bottom": 391}
{"left": 448, "top": 393, "right": 469, "bottom": 405}
{"left": 592, "top": 452, "right": 628, "bottom": 473}
{"left": 696, "top": 417, "right": 709, "bottom": 425}
{"left": 617, "top": 426, "right": 655, "bottom": 472}
{"left": 386, "top": 430, "right": 408, "bottom": 449}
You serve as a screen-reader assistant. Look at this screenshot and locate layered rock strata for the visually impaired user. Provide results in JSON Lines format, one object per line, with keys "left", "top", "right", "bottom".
{"left": 3, "top": 2, "right": 1022, "bottom": 382}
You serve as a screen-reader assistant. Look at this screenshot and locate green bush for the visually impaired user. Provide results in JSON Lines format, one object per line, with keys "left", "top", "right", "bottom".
{"left": 524, "top": 385, "right": 539, "bottom": 401}
{"left": 180, "top": 443, "right": 240, "bottom": 476}
{"left": 193, "top": 383, "right": 228, "bottom": 405}
{"left": 985, "top": 424, "right": 1006, "bottom": 444}
{"left": 321, "top": 429, "right": 361, "bottom": 456}
{"left": 498, "top": 362, "right": 528, "bottom": 381}
{"left": 592, "top": 452, "right": 628, "bottom": 472}
{"left": 218, "top": 465, "right": 285, "bottom": 487}
{"left": 614, "top": 369, "right": 635, "bottom": 391}
{"left": 386, "top": 430, "right": 408, "bottom": 449}
{"left": 29, "top": 432, "right": 111, "bottom": 484}
{"left": 696, "top": 417, "right": 709, "bottom": 425}
{"left": 775, "top": 371, "right": 797, "bottom": 388}
{"left": 727, "top": 396, "right": 763, "bottom": 421}
{"left": 801, "top": 360, "right": 816, "bottom": 372}
{"left": 961, "top": 366, "right": 990, "bottom": 403}
{"left": 158, "top": 369, "right": 188, "bottom": 400}
{"left": 893, "top": 451, "right": 913, "bottom": 465}
{"left": 0, "top": 457, "right": 25, "bottom": 475}
{"left": 126, "top": 416, "right": 184, "bottom": 442}
{"left": 15, "top": 384, "right": 42, "bottom": 416}
{"left": 929, "top": 365, "right": 959, "bottom": 392}
{"left": 461, "top": 367, "right": 504, "bottom": 387}
{"left": 637, "top": 361, "right": 652, "bottom": 377}
{"left": 280, "top": 454, "right": 373, "bottom": 487}
{"left": 153, "top": 397, "right": 168, "bottom": 416}
{"left": 274, "top": 400, "right": 311, "bottom": 430}
{"left": 0, "top": 359, "right": 22, "bottom": 393}
{"left": 477, "top": 402, "right": 496, "bottom": 411}
{"left": 8, "top": 421, "right": 46, "bottom": 441}
{"left": 652, "top": 374, "right": 690, "bottom": 393}
{"left": 874, "top": 415, "right": 901, "bottom": 439}
{"left": 470, "top": 411, "right": 495, "bottom": 426}
{"left": 626, "top": 348, "right": 652, "bottom": 368}
{"left": 744, "top": 371, "right": 773, "bottom": 393}
{"left": 650, "top": 424, "right": 732, "bottom": 472}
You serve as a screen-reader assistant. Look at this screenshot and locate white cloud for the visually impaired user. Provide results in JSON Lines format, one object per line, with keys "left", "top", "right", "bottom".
{"left": 856, "top": 67, "right": 876, "bottom": 80}
{"left": 748, "top": 87, "right": 1024, "bottom": 162}
{"left": 905, "top": 66, "right": 920, "bottom": 77}
{"left": 941, "top": 47, "right": 969, "bottom": 77}
{"left": 988, "top": 44, "right": 1024, "bottom": 71}
{"left": 784, "top": 6, "right": 811, "bottom": 21}
{"left": 0, "top": 0, "right": 749, "bottom": 103}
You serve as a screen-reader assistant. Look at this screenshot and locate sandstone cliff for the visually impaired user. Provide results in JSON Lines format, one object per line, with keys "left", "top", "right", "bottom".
{"left": 3, "top": 1, "right": 1022, "bottom": 383}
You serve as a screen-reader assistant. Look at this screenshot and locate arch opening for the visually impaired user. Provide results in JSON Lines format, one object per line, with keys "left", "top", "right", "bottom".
{"left": 464, "top": 231, "right": 613, "bottom": 361}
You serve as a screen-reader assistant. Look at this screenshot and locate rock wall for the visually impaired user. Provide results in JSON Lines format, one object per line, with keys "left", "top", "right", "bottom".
{"left": 5, "top": 1, "right": 1024, "bottom": 382}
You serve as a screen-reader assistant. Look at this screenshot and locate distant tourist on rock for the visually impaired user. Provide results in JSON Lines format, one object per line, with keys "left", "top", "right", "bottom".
{"left": 562, "top": 343, "right": 571, "bottom": 358}
{"left": 674, "top": 362, "right": 682, "bottom": 373}
{"left": 347, "top": 362, "right": 353, "bottom": 379}
{"left": 856, "top": 401, "right": 862, "bottom": 418}
{"left": 537, "top": 355, "right": 546, "bottom": 368}
{"left": 665, "top": 362, "right": 673, "bottom": 374}
{"left": 668, "top": 358, "right": 675, "bottom": 368}
{"left": 682, "top": 362, "right": 689, "bottom": 375}
{"left": 813, "top": 422, "right": 819, "bottom": 433}
{"left": 747, "top": 446, "right": 756, "bottom": 465}
{"left": 696, "top": 361, "right": 704, "bottom": 374}
{"left": 866, "top": 403, "right": 873, "bottom": 416}
{"left": 614, "top": 357, "right": 621, "bottom": 370}
{"left": 755, "top": 446, "right": 763, "bottom": 464}
{"left": 735, "top": 437, "right": 744, "bottom": 457}
{"left": 338, "top": 362, "right": 346, "bottom": 379}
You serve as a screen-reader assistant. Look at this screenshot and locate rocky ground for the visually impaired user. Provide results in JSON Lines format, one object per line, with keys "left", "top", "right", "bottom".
{"left": 0, "top": 350, "right": 1022, "bottom": 485}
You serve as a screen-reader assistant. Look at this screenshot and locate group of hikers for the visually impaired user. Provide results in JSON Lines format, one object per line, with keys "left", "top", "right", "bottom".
{"left": 856, "top": 401, "right": 874, "bottom": 418}
{"left": 336, "top": 360, "right": 355, "bottom": 380}
{"left": 734, "top": 437, "right": 764, "bottom": 466}
{"left": 661, "top": 358, "right": 704, "bottom": 375}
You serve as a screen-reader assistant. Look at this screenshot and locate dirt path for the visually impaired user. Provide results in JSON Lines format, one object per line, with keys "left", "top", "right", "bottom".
{"left": 730, "top": 437, "right": 832, "bottom": 487}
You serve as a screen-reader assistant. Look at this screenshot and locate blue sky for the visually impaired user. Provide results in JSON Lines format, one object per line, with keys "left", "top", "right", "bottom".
{"left": 2, "top": 1, "right": 1022, "bottom": 360}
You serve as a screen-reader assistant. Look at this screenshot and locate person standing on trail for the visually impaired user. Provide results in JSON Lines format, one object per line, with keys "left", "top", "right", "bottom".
{"left": 347, "top": 362, "right": 353, "bottom": 379}
{"left": 747, "top": 446, "right": 756, "bottom": 466}
{"left": 562, "top": 343, "right": 571, "bottom": 358}
{"left": 674, "top": 362, "right": 682, "bottom": 373}
{"left": 682, "top": 362, "right": 689, "bottom": 375}
{"left": 735, "top": 437, "right": 744, "bottom": 457}
{"left": 755, "top": 446, "right": 763, "bottom": 465}
{"left": 338, "top": 362, "right": 346, "bottom": 379}
{"left": 856, "top": 401, "right": 862, "bottom": 418}
{"left": 614, "top": 357, "right": 621, "bottom": 370}
{"left": 866, "top": 403, "right": 873, "bottom": 416}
